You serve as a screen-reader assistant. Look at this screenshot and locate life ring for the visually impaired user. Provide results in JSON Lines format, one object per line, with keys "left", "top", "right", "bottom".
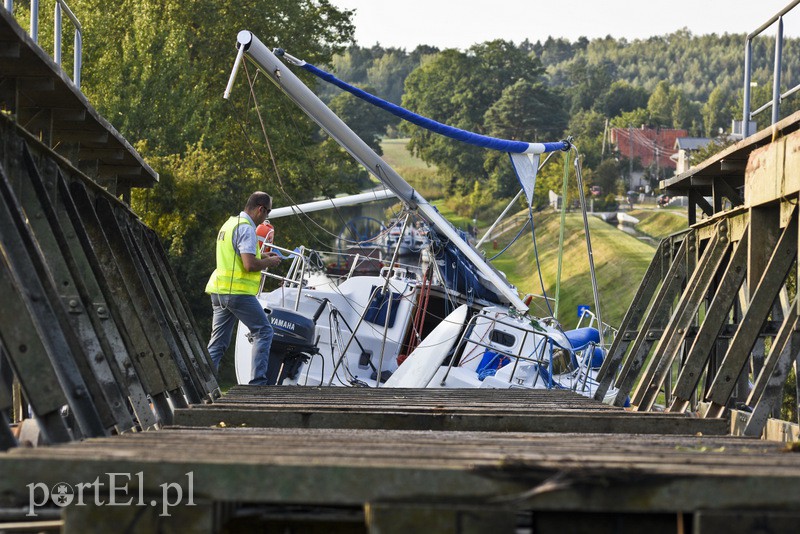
{"left": 257, "top": 221, "right": 274, "bottom": 253}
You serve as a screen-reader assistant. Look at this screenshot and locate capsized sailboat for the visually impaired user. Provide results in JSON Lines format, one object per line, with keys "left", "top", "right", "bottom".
{"left": 225, "top": 31, "right": 621, "bottom": 402}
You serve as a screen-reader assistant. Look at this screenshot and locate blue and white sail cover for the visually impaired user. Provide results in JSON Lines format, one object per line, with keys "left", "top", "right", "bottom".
{"left": 509, "top": 153, "right": 540, "bottom": 207}
{"left": 284, "top": 53, "right": 566, "bottom": 208}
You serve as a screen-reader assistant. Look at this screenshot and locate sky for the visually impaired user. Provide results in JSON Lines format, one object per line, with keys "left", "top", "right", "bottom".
{"left": 328, "top": 0, "right": 800, "bottom": 50}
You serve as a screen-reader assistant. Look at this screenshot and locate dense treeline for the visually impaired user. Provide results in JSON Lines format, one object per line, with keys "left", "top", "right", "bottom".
{"left": 324, "top": 30, "right": 800, "bottom": 204}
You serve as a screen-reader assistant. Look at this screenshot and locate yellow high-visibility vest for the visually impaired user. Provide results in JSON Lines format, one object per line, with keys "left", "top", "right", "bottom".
{"left": 205, "top": 216, "right": 262, "bottom": 295}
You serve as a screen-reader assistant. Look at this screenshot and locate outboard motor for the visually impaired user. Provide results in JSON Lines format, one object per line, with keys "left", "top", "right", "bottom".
{"left": 264, "top": 300, "right": 327, "bottom": 384}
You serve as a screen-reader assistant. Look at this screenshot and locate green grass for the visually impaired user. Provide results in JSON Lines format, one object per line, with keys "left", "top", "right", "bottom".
{"left": 380, "top": 138, "right": 445, "bottom": 200}
{"left": 430, "top": 200, "right": 476, "bottom": 230}
{"left": 482, "top": 211, "right": 657, "bottom": 329}
{"left": 630, "top": 208, "right": 689, "bottom": 241}
{"left": 380, "top": 138, "right": 433, "bottom": 170}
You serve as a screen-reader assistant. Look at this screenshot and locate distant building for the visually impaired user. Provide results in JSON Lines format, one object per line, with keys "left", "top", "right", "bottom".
{"left": 609, "top": 126, "right": 688, "bottom": 190}
{"left": 671, "top": 137, "right": 713, "bottom": 174}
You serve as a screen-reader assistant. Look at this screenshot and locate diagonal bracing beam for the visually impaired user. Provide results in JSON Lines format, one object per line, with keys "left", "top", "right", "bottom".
{"left": 594, "top": 236, "right": 677, "bottom": 401}
{"left": 634, "top": 222, "right": 732, "bottom": 410}
{"left": 612, "top": 232, "right": 695, "bottom": 407}
{"left": 668, "top": 232, "right": 750, "bottom": 413}
{"left": 705, "top": 208, "right": 798, "bottom": 418}
{"left": 743, "top": 298, "right": 799, "bottom": 436}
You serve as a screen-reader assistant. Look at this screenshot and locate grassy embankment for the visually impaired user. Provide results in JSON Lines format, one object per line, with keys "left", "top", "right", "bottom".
{"left": 483, "top": 212, "right": 657, "bottom": 329}
{"left": 381, "top": 139, "right": 691, "bottom": 329}
{"left": 630, "top": 208, "right": 688, "bottom": 240}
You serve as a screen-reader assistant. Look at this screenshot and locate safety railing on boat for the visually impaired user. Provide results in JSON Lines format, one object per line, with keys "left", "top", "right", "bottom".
{"left": 742, "top": 0, "right": 800, "bottom": 137}
{"left": 258, "top": 244, "right": 310, "bottom": 311}
{"left": 576, "top": 307, "right": 618, "bottom": 344}
{"left": 438, "top": 312, "right": 601, "bottom": 394}
{"left": 3, "top": 0, "right": 83, "bottom": 88}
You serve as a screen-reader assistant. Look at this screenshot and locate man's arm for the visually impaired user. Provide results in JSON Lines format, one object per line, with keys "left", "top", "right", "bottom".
{"left": 241, "top": 252, "right": 281, "bottom": 272}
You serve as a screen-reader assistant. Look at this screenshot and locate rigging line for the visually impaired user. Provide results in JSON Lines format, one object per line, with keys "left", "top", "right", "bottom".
{"left": 244, "top": 61, "right": 286, "bottom": 191}
{"left": 269, "top": 82, "right": 403, "bottom": 249}
{"left": 276, "top": 93, "right": 394, "bottom": 248}
{"left": 529, "top": 197, "right": 553, "bottom": 318}
{"left": 242, "top": 59, "right": 346, "bottom": 247}
{"left": 227, "top": 89, "right": 337, "bottom": 253}
{"left": 554, "top": 150, "right": 570, "bottom": 321}
{"left": 486, "top": 218, "right": 531, "bottom": 261}
{"left": 241, "top": 65, "right": 367, "bottom": 252}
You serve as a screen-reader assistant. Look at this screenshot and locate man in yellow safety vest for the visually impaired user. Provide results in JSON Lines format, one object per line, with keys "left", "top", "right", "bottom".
{"left": 205, "top": 192, "right": 281, "bottom": 384}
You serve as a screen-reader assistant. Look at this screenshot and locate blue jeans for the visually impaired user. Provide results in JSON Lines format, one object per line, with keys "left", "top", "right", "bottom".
{"left": 208, "top": 293, "right": 273, "bottom": 385}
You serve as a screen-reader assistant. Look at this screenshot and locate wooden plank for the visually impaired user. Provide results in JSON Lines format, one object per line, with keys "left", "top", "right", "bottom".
{"left": 140, "top": 227, "right": 218, "bottom": 396}
{"left": 125, "top": 220, "right": 217, "bottom": 398}
{"left": 0, "top": 163, "right": 106, "bottom": 440}
{"left": 744, "top": 309, "right": 800, "bottom": 437}
{"left": 220, "top": 385, "right": 620, "bottom": 410}
{"left": 15, "top": 144, "right": 135, "bottom": 433}
{"left": 68, "top": 182, "right": 182, "bottom": 394}
{"left": 93, "top": 196, "right": 198, "bottom": 405}
{"left": 43, "top": 167, "right": 158, "bottom": 430}
{"left": 173, "top": 406, "right": 728, "bottom": 435}
{"left": 62, "top": 177, "right": 170, "bottom": 397}
{"left": 2, "top": 428, "right": 800, "bottom": 515}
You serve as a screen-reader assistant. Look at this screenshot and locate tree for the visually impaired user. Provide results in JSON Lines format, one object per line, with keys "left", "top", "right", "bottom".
{"left": 593, "top": 159, "right": 623, "bottom": 197}
{"left": 401, "top": 49, "right": 486, "bottom": 192}
{"left": 484, "top": 79, "right": 567, "bottom": 142}
{"left": 564, "top": 57, "right": 615, "bottom": 112}
{"left": 702, "top": 86, "right": 731, "bottom": 136}
{"left": 329, "top": 88, "right": 388, "bottom": 154}
{"left": 671, "top": 91, "right": 700, "bottom": 131}
{"left": 596, "top": 81, "right": 649, "bottom": 117}
{"left": 611, "top": 108, "right": 650, "bottom": 129}
{"left": 647, "top": 80, "right": 673, "bottom": 126}
{"left": 401, "top": 41, "right": 549, "bottom": 193}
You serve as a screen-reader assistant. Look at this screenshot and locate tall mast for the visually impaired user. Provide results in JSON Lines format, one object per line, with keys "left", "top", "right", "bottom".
{"left": 228, "top": 31, "right": 528, "bottom": 312}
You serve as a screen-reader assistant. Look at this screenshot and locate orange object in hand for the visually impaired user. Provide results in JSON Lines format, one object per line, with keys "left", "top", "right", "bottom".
{"left": 256, "top": 221, "right": 274, "bottom": 253}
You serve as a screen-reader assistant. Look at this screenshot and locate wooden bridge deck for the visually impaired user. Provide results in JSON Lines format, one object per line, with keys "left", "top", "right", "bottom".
{"left": 174, "top": 386, "right": 728, "bottom": 435}
{"left": 1, "top": 421, "right": 799, "bottom": 532}
{"left": 3, "top": 387, "right": 796, "bottom": 532}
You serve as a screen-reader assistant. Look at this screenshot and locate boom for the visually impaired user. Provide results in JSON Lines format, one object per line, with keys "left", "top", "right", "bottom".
{"left": 227, "top": 31, "right": 528, "bottom": 312}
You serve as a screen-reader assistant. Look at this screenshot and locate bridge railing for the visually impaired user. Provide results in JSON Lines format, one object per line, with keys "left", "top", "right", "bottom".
{"left": 2, "top": 0, "right": 83, "bottom": 88}
{"left": 742, "top": 0, "right": 800, "bottom": 137}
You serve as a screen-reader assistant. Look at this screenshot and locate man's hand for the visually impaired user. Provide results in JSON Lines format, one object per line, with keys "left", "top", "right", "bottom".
{"left": 262, "top": 251, "right": 281, "bottom": 268}
{"left": 241, "top": 252, "right": 281, "bottom": 272}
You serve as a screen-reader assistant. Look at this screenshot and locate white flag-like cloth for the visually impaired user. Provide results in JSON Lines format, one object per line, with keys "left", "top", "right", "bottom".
{"left": 509, "top": 152, "right": 540, "bottom": 207}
